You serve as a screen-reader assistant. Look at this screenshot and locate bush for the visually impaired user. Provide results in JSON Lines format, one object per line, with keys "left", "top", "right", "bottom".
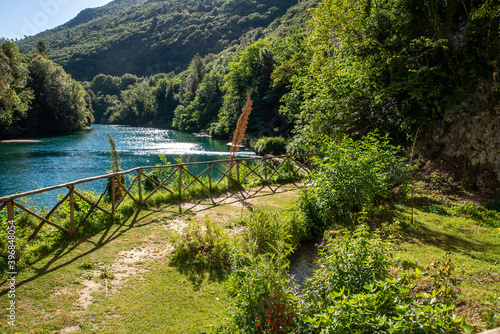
{"left": 214, "top": 208, "right": 307, "bottom": 333}
{"left": 300, "top": 225, "right": 394, "bottom": 315}
{"left": 296, "top": 224, "right": 471, "bottom": 334}
{"left": 301, "top": 279, "right": 469, "bottom": 334}
{"left": 305, "top": 132, "right": 412, "bottom": 227}
{"left": 170, "top": 217, "right": 233, "bottom": 272}
{"left": 242, "top": 208, "right": 308, "bottom": 257}
{"left": 252, "top": 137, "right": 287, "bottom": 156}
{"left": 218, "top": 250, "right": 293, "bottom": 333}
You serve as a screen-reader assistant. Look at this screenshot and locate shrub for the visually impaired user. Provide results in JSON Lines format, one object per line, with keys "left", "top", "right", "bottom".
{"left": 215, "top": 209, "right": 306, "bottom": 333}
{"left": 219, "top": 249, "right": 293, "bottom": 333}
{"left": 252, "top": 137, "right": 287, "bottom": 156}
{"left": 301, "top": 279, "right": 470, "bottom": 334}
{"left": 295, "top": 224, "right": 470, "bottom": 334}
{"left": 170, "top": 217, "right": 233, "bottom": 272}
{"left": 242, "top": 208, "right": 309, "bottom": 257}
{"left": 305, "top": 132, "right": 412, "bottom": 227}
{"left": 300, "top": 224, "right": 394, "bottom": 314}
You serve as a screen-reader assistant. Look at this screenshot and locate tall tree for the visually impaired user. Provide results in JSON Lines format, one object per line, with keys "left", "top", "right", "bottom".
{"left": 25, "top": 55, "right": 93, "bottom": 135}
{"left": 0, "top": 40, "right": 33, "bottom": 138}
{"left": 282, "top": 0, "right": 500, "bottom": 148}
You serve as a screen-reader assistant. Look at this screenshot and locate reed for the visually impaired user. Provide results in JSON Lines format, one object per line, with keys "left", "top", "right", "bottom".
{"left": 230, "top": 90, "right": 253, "bottom": 157}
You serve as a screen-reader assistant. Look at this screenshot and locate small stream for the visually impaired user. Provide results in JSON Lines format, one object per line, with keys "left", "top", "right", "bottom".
{"left": 288, "top": 240, "right": 321, "bottom": 291}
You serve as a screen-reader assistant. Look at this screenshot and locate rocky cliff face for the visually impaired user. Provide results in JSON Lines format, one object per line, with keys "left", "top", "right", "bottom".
{"left": 428, "top": 113, "right": 500, "bottom": 197}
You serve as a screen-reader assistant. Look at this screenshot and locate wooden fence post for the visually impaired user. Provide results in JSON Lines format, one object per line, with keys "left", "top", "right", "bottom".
{"left": 7, "top": 201, "right": 15, "bottom": 224}
{"left": 287, "top": 156, "right": 290, "bottom": 174}
{"left": 111, "top": 176, "right": 116, "bottom": 216}
{"left": 264, "top": 158, "right": 268, "bottom": 181}
{"left": 236, "top": 159, "right": 240, "bottom": 184}
{"left": 138, "top": 169, "right": 143, "bottom": 206}
{"left": 69, "top": 186, "right": 75, "bottom": 234}
{"left": 178, "top": 166, "right": 183, "bottom": 198}
{"left": 209, "top": 163, "right": 213, "bottom": 191}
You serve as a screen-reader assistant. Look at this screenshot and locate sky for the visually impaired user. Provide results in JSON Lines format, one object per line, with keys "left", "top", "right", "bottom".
{"left": 0, "top": 0, "right": 113, "bottom": 40}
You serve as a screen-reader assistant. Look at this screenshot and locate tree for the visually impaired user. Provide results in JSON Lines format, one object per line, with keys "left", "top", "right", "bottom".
{"left": 26, "top": 55, "right": 93, "bottom": 135}
{"left": 0, "top": 40, "right": 33, "bottom": 139}
{"left": 211, "top": 39, "right": 282, "bottom": 137}
{"left": 282, "top": 0, "right": 500, "bottom": 148}
{"left": 35, "top": 41, "right": 47, "bottom": 56}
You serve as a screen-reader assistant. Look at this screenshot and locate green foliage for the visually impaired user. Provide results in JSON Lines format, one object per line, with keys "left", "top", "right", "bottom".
{"left": 427, "top": 253, "right": 458, "bottom": 304}
{"left": 215, "top": 208, "right": 309, "bottom": 333}
{"left": 211, "top": 39, "right": 286, "bottom": 138}
{"left": 78, "top": 261, "right": 96, "bottom": 270}
{"left": 0, "top": 43, "right": 93, "bottom": 139}
{"left": 0, "top": 40, "right": 33, "bottom": 138}
{"left": 17, "top": 0, "right": 299, "bottom": 81}
{"left": 301, "top": 279, "right": 469, "bottom": 334}
{"left": 301, "top": 225, "right": 393, "bottom": 313}
{"left": 98, "top": 265, "right": 115, "bottom": 280}
{"left": 282, "top": 0, "right": 500, "bottom": 146}
{"left": 304, "top": 133, "right": 411, "bottom": 227}
{"left": 170, "top": 218, "right": 233, "bottom": 272}
{"left": 242, "top": 208, "right": 309, "bottom": 257}
{"left": 450, "top": 203, "right": 500, "bottom": 228}
{"left": 73, "top": 1, "right": 316, "bottom": 136}
{"left": 220, "top": 250, "right": 292, "bottom": 333}
{"left": 297, "top": 224, "right": 470, "bottom": 334}
{"left": 251, "top": 136, "right": 287, "bottom": 155}
{"left": 25, "top": 55, "right": 93, "bottom": 136}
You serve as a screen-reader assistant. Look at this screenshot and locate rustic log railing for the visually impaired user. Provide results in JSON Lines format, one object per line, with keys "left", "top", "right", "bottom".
{"left": 0, "top": 154, "right": 316, "bottom": 256}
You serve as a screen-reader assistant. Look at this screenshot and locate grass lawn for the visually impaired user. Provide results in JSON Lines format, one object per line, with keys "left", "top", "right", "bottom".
{"left": 0, "top": 183, "right": 302, "bottom": 333}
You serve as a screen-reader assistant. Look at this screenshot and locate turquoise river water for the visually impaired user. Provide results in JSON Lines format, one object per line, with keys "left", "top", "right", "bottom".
{"left": 0, "top": 124, "right": 255, "bottom": 203}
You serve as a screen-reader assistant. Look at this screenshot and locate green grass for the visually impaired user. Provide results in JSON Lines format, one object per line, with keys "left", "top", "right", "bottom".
{"left": 88, "top": 268, "right": 229, "bottom": 333}
{"left": 2, "top": 170, "right": 499, "bottom": 332}
{"left": 0, "top": 183, "right": 303, "bottom": 333}
{"left": 385, "top": 188, "right": 500, "bottom": 330}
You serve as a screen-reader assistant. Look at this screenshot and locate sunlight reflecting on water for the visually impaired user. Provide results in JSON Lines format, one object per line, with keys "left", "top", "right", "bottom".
{"left": 0, "top": 124, "right": 255, "bottom": 198}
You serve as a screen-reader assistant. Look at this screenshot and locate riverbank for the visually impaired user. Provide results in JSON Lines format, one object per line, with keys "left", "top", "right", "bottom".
{"left": 0, "top": 139, "right": 44, "bottom": 143}
{"left": 0, "top": 163, "right": 499, "bottom": 332}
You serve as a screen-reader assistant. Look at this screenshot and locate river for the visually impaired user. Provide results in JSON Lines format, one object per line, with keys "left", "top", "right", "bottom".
{"left": 0, "top": 124, "right": 255, "bottom": 202}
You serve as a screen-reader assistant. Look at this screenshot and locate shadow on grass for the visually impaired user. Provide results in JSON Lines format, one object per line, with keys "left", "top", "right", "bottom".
{"left": 183, "top": 182, "right": 303, "bottom": 216}
{"left": 173, "top": 263, "right": 229, "bottom": 291}
{"left": 0, "top": 207, "right": 157, "bottom": 296}
{"left": 0, "top": 181, "right": 306, "bottom": 295}
{"left": 394, "top": 208, "right": 499, "bottom": 264}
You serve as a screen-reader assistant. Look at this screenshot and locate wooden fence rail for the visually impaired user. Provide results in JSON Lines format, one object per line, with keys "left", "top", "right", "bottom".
{"left": 0, "top": 154, "right": 317, "bottom": 256}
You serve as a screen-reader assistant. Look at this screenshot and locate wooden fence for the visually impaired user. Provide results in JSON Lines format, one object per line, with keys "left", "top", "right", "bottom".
{"left": 0, "top": 154, "right": 316, "bottom": 257}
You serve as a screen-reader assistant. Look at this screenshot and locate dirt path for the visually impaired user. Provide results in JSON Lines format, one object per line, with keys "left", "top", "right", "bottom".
{"left": 55, "top": 183, "right": 304, "bottom": 333}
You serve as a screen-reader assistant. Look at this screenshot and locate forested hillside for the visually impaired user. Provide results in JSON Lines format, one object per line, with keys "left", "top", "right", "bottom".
{"left": 81, "top": 0, "right": 318, "bottom": 139}
{"left": 4, "top": 0, "right": 499, "bottom": 165}
{"left": 17, "top": 0, "right": 301, "bottom": 81}
{"left": 80, "top": 0, "right": 499, "bottom": 151}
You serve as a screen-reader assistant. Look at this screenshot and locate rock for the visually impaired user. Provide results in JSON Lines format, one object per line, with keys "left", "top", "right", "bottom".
{"left": 429, "top": 114, "right": 500, "bottom": 196}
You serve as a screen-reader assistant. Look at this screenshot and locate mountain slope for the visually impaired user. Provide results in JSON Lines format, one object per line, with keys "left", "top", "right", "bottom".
{"left": 17, "top": 0, "right": 299, "bottom": 81}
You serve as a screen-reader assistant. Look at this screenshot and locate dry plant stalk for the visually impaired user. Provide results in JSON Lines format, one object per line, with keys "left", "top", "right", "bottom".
{"left": 230, "top": 90, "right": 253, "bottom": 157}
